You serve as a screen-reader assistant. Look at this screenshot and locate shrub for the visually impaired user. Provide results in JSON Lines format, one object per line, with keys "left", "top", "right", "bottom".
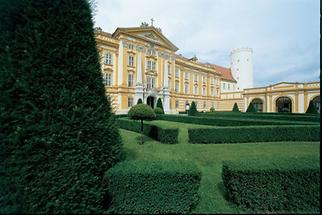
{"left": 210, "top": 107, "right": 215, "bottom": 112}
{"left": 118, "top": 118, "right": 178, "bottom": 144}
{"left": 156, "top": 114, "right": 315, "bottom": 127}
{"left": 105, "top": 160, "right": 201, "bottom": 214}
{"left": 137, "top": 98, "right": 143, "bottom": 104}
{"left": 188, "top": 125, "right": 320, "bottom": 144}
{"left": 188, "top": 101, "right": 198, "bottom": 116}
{"left": 232, "top": 103, "right": 240, "bottom": 112}
{"left": 246, "top": 102, "right": 256, "bottom": 112}
{"left": 222, "top": 156, "right": 320, "bottom": 212}
{"left": 156, "top": 98, "right": 164, "bottom": 111}
{"left": 0, "top": 0, "right": 121, "bottom": 213}
{"left": 154, "top": 107, "right": 165, "bottom": 115}
{"left": 306, "top": 100, "right": 318, "bottom": 114}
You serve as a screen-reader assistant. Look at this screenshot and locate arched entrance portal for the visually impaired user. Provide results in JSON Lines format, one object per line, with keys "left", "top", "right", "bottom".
{"left": 276, "top": 97, "right": 292, "bottom": 113}
{"left": 147, "top": 96, "right": 155, "bottom": 108}
{"left": 311, "top": 96, "right": 320, "bottom": 113}
{"left": 251, "top": 98, "right": 263, "bottom": 112}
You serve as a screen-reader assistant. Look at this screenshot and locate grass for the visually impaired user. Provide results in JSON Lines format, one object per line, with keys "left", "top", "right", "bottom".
{"left": 119, "top": 127, "right": 320, "bottom": 214}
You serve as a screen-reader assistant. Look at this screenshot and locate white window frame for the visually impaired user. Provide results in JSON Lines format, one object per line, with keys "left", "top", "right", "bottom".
{"left": 184, "top": 83, "right": 189, "bottom": 94}
{"left": 128, "top": 97, "right": 133, "bottom": 107}
{"left": 175, "top": 67, "right": 179, "bottom": 78}
{"left": 175, "top": 81, "right": 179, "bottom": 93}
{"left": 105, "top": 52, "right": 112, "bottom": 65}
{"left": 128, "top": 73, "right": 134, "bottom": 87}
{"left": 103, "top": 73, "right": 112, "bottom": 86}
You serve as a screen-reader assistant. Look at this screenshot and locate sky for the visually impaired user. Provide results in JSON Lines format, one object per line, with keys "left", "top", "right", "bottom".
{"left": 93, "top": 0, "right": 320, "bottom": 87}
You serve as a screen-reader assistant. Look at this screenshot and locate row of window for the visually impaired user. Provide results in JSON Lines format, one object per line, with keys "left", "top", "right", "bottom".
{"left": 222, "top": 82, "right": 235, "bottom": 90}
{"left": 175, "top": 100, "right": 215, "bottom": 109}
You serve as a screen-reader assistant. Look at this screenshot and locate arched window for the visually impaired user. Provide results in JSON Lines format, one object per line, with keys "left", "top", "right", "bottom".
{"left": 251, "top": 98, "right": 263, "bottom": 112}
{"left": 311, "top": 96, "right": 320, "bottom": 113}
{"left": 276, "top": 97, "right": 292, "bottom": 113}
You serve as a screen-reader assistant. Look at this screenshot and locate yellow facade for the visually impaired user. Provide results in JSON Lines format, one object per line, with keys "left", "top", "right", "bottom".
{"left": 95, "top": 26, "right": 320, "bottom": 114}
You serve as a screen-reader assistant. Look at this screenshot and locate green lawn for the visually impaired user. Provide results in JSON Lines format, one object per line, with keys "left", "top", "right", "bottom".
{"left": 119, "top": 128, "right": 320, "bottom": 214}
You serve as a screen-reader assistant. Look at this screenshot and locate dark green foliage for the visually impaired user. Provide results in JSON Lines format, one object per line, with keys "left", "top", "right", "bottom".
{"left": 188, "top": 101, "right": 198, "bottom": 116}
{"left": 232, "top": 103, "right": 240, "bottom": 112}
{"left": 188, "top": 125, "right": 320, "bottom": 144}
{"left": 197, "top": 111, "right": 320, "bottom": 122}
{"left": 306, "top": 100, "right": 318, "bottom": 114}
{"left": 137, "top": 98, "right": 143, "bottom": 104}
{"left": 222, "top": 156, "right": 320, "bottom": 212}
{"left": 0, "top": 0, "right": 122, "bottom": 213}
{"left": 157, "top": 114, "right": 316, "bottom": 127}
{"left": 118, "top": 118, "right": 178, "bottom": 144}
{"left": 128, "top": 104, "right": 156, "bottom": 121}
{"left": 246, "top": 102, "right": 256, "bottom": 112}
{"left": 105, "top": 160, "right": 201, "bottom": 214}
{"left": 156, "top": 98, "right": 164, "bottom": 111}
{"left": 154, "top": 107, "right": 165, "bottom": 115}
{"left": 209, "top": 107, "right": 215, "bottom": 112}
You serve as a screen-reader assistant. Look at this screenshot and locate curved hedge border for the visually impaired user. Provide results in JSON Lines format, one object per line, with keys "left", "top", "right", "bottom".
{"left": 104, "top": 160, "right": 201, "bottom": 214}
{"left": 157, "top": 115, "right": 317, "bottom": 127}
{"left": 222, "top": 156, "right": 320, "bottom": 212}
{"left": 188, "top": 125, "right": 320, "bottom": 144}
{"left": 118, "top": 118, "right": 178, "bottom": 144}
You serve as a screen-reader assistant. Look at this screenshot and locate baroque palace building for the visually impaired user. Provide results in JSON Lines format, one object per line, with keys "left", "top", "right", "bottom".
{"left": 95, "top": 24, "right": 320, "bottom": 114}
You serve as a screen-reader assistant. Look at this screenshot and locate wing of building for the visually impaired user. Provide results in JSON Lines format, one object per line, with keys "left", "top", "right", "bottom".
{"left": 95, "top": 25, "right": 320, "bottom": 114}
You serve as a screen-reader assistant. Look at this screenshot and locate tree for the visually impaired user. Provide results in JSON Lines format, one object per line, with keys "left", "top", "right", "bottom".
{"left": 137, "top": 98, "right": 143, "bottom": 104}
{"left": 154, "top": 107, "right": 164, "bottom": 115}
{"left": 232, "top": 103, "right": 240, "bottom": 112}
{"left": 156, "top": 98, "right": 164, "bottom": 112}
{"left": 306, "top": 100, "right": 318, "bottom": 114}
{"left": 246, "top": 102, "right": 256, "bottom": 112}
{"left": 188, "top": 101, "right": 198, "bottom": 116}
{"left": 128, "top": 104, "right": 156, "bottom": 144}
{"left": 0, "top": 0, "right": 121, "bottom": 213}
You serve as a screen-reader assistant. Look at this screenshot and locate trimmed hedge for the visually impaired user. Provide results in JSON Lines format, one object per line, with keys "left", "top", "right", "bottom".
{"left": 105, "top": 160, "right": 201, "bottom": 214}
{"left": 118, "top": 118, "right": 178, "bottom": 144}
{"left": 157, "top": 114, "right": 317, "bottom": 127}
{"left": 198, "top": 112, "right": 320, "bottom": 123}
{"left": 222, "top": 156, "right": 320, "bottom": 212}
{"left": 188, "top": 125, "right": 320, "bottom": 143}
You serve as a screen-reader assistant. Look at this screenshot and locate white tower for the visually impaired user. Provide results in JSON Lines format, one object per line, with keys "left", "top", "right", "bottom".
{"left": 230, "top": 48, "right": 253, "bottom": 90}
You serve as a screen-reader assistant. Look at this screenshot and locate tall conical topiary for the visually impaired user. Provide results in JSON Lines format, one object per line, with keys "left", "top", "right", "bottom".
{"left": 0, "top": 0, "right": 122, "bottom": 213}
{"left": 232, "top": 103, "right": 240, "bottom": 112}
{"left": 188, "top": 101, "right": 198, "bottom": 116}
{"left": 156, "top": 98, "right": 165, "bottom": 114}
{"left": 246, "top": 102, "right": 256, "bottom": 112}
{"left": 306, "top": 100, "right": 318, "bottom": 114}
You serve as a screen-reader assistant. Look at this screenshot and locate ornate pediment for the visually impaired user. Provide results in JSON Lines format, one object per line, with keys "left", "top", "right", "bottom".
{"left": 112, "top": 27, "right": 178, "bottom": 52}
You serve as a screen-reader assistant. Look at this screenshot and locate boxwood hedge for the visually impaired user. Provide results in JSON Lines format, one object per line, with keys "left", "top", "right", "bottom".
{"left": 222, "top": 156, "right": 320, "bottom": 212}
{"left": 118, "top": 118, "right": 178, "bottom": 144}
{"left": 188, "top": 125, "right": 320, "bottom": 144}
{"left": 104, "top": 160, "right": 201, "bottom": 214}
{"left": 157, "top": 114, "right": 317, "bottom": 127}
{"left": 198, "top": 112, "right": 320, "bottom": 123}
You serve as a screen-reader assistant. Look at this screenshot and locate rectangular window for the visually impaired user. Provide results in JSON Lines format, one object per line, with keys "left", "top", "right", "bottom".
{"left": 175, "top": 100, "right": 179, "bottom": 108}
{"left": 103, "top": 73, "right": 112, "bottom": 86}
{"left": 105, "top": 53, "right": 112, "bottom": 65}
{"left": 211, "top": 87, "right": 214, "bottom": 96}
{"left": 147, "top": 60, "right": 156, "bottom": 71}
{"left": 202, "top": 76, "right": 206, "bottom": 84}
{"left": 128, "top": 55, "right": 134, "bottom": 67}
{"left": 175, "top": 81, "right": 179, "bottom": 93}
{"left": 184, "top": 83, "right": 189, "bottom": 94}
{"left": 128, "top": 73, "right": 133, "bottom": 87}
{"left": 211, "top": 77, "right": 214, "bottom": 85}
{"left": 128, "top": 97, "right": 133, "bottom": 107}
{"left": 147, "top": 76, "right": 155, "bottom": 90}
{"left": 202, "top": 87, "right": 206, "bottom": 96}
{"left": 185, "top": 72, "right": 189, "bottom": 80}
{"left": 223, "top": 83, "right": 226, "bottom": 89}
{"left": 168, "top": 63, "right": 171, "bottom": 75}
{"left": 228, "top": 84, "right": 230, "bottom": 90}
{"left": 194, "top": 74, "right": 198, "bottom": 82}
{"left": 168, "top": 78, "right": 171, "bottom": 88}
{"left": 128, "top": 43, "right": 134, "bottom": 50}
{"left": 175, "top": 67, "right": 179, "bottom": 78}
{"left": 194, "top": 85, "right": 198, "bottom": 95}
